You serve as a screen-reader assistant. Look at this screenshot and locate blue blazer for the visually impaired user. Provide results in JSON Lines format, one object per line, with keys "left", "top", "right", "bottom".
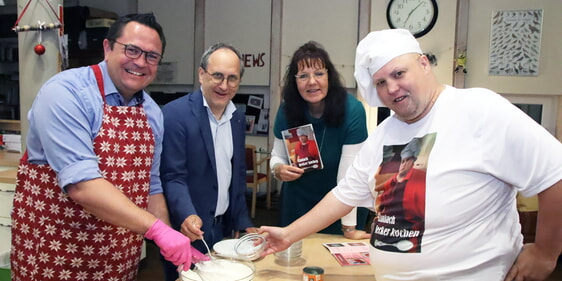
{"left": 160, "top": 89, "right": 253, "bottom": 240}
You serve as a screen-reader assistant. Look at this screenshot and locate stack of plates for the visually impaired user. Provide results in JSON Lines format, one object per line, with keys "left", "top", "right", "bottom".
{"left": 213, "top": 239, "right": 239, "bottom": 259}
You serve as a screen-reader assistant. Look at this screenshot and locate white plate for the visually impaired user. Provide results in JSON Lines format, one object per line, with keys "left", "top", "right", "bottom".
{"left": 213, "top": 239, "right": 239, "bottom": 259}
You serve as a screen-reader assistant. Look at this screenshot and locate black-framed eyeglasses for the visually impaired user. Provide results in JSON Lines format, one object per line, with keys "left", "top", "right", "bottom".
{"left": 295, "top": 69, "right": 328, "bottom": 82}
{"left": 113, "top": 41, "right": 163, "bottom": 65}
{"left": 203, "top": 69, "right": 241, "bottom": 88}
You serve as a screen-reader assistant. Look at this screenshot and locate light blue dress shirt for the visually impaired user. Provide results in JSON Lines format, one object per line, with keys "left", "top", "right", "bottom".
{"left": 26, "top": 61, "right": 164, "bottom": 194}
{"left": 202, "top": 93, "right": 235, "bottom": 216}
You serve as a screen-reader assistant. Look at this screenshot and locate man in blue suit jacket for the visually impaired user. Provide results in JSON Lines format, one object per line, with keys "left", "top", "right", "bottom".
{"left": 160, "top": 43, "right": 257, "bottom": 281}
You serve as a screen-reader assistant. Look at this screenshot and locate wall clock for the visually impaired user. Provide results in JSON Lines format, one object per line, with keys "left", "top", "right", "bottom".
{"left": 386, "top": 0, "right": 438, "bottom": 38}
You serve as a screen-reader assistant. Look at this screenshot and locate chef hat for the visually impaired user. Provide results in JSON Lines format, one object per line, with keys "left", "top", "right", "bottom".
{"left": 401, "top": 138, "right": 421, "bottom": 159}
{"left": 296, "top": 127, "right": 307, "bottom": 136}
{"left": 354, "top": 29, "right": 423, "bottom": 107}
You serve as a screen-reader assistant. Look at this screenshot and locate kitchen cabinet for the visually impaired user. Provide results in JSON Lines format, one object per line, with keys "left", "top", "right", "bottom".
{"left": 64, "top": 6, "right": 115, "bottom": 68}
{"left": 0, "top": 38, "right": 20, "bottom": 121}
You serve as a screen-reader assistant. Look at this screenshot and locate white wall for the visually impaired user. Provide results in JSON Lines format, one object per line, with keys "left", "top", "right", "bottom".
{"left": 138, "top": 0, "right": 195, "bottom": 85}
{"left": 465, "top": 0, "right": 561, "bottom": 96}
{"left": 465, "top": 0, "right": 561, "bottom": 138}
{"left": 282, "top": 0, "right": 359, "bottom": 88}
{"left": 370, "top": 0, "right": 457, "bottom": 87}
{"left": 205, "top": 0, "right": 272, "bottom": 87}
{"left": 17, "top": 0, "right": 63, "bottom": 151}
{"left": 367, "top": 0, "right": 561, "bottom": 139}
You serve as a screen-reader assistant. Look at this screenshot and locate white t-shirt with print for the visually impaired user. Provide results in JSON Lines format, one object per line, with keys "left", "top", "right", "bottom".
{"left": 333, "top": 86, "right": 562, "bottom": 280}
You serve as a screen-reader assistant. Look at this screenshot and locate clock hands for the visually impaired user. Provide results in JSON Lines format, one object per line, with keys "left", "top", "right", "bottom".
{"left": 387, "top": 0, "right": 438, "bottom": 37}
{"left": 404, "top": 1, "right": 424, "bottom": 25}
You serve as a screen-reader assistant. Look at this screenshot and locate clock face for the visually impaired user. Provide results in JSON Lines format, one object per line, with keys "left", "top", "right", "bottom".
{"left": 386, "top": 0, "right": 438, "bottom": 38}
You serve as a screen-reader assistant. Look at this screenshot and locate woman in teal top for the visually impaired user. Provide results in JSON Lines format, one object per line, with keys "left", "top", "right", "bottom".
{"left": 270, "top": 41, "right": 370, "bottom": 238}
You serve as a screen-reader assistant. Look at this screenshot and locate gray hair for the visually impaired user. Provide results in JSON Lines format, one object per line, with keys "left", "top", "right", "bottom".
{"left": 199, "top": 43, "right": 245, "bottom": 78}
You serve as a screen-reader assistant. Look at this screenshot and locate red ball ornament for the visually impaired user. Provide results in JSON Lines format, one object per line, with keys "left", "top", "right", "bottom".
{"left": 34, "top": 44, "right": 46, "bottom": 55}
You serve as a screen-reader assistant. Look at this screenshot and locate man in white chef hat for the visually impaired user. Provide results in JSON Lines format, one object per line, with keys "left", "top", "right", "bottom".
{"left": 259, "top": 28, "right": 562, "bottom": 281}
{"left": 397, "top": 138, "right": 420, "bottom": 181}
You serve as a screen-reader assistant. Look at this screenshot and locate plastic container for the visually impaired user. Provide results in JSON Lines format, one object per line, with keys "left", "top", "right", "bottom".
{"left": 181, "top": 258, "right": 255, "bottom": 281}
{"left": 274, "top": 240, "right": 304, "bottom": 266}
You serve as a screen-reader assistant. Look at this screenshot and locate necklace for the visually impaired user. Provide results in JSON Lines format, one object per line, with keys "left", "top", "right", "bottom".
{"left": 318, "top": 126, "right": 326, "bottom": 153}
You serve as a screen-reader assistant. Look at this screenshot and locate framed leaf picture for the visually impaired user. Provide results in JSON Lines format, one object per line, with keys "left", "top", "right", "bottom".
{"left": 488, "top": 10, "right": 543, "bottom": 76}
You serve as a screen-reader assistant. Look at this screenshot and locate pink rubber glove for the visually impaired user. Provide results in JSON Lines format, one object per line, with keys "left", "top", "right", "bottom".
{"left": 191, "top": 246, "right": 210, "bottom": 264}
{"left": 145, "top": 219, "right": 208, "bottom": 271}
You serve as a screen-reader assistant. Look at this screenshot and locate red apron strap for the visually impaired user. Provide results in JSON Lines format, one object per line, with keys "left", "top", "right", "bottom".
{"left": 90, "top": 64, "right": 106, "bottom": 102}
{"left": 21, "top": 66, "right": 105, "bottom": 165}
{"left": 20, "top": 150, "right": 28, "bottom": 161}
{"left": 20, "top": 65, "right": 105, "bottom": 165}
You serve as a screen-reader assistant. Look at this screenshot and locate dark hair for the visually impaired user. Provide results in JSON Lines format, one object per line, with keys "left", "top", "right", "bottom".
{"left": 199, "top": 42, "right": 245, "bottom": 78}
{"left": 282, "top": 41, "right": 347, "bottom": 127}
{"left": 106, "top": 13, "right": 166, "bottom": 55}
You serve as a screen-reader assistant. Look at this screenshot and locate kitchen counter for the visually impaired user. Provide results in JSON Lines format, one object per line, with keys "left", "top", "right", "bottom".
{"left": 253, "top": 233, "right": 374, "bottom": 281}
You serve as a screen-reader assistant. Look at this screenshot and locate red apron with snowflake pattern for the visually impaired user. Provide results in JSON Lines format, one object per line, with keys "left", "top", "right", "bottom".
{"left": 11, "top": 65, "right": 154, "bottom": 281}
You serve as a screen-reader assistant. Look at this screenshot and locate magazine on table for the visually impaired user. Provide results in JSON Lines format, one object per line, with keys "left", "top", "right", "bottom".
{"left": 281, "top": 124, "right": 323, "bottom": 172}
{"left": 322, "top": 241, "right": 371, "bottom": 266}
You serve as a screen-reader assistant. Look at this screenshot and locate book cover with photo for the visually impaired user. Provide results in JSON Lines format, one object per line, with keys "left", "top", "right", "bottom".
{"left": 323, "top": 242, "right": 371, "bottom": 266}
{"left": 281, "top": 124, "right": 323, "bottom": 171}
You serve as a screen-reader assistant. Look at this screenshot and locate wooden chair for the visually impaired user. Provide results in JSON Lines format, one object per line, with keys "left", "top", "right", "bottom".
{"left": 245, "top": 144, "right": 271, "bottom": 218}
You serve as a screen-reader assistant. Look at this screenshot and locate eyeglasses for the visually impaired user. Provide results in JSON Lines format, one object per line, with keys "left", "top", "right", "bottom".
{"left": 114, "top": 41, "right": 163, "bottom": 65}
{"left": 203, "top": 69, "right": 241, "bottom": 88}
{"left": 295, "top": 69, "right": 328, "bottom": 82}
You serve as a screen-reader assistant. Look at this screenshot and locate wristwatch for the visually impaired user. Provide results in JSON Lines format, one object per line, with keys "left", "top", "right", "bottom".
{"left": 271, "top": 163, "right": 282, "bottom": 180}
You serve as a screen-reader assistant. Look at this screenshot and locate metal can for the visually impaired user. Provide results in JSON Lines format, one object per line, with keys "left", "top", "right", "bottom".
{"left": 303, "top": 266, "right": 324, "bottom": 281}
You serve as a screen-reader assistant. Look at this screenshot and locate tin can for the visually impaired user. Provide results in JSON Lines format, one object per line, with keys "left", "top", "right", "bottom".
{"left": 302, "top": 266, "right": 324, "bottom": 281}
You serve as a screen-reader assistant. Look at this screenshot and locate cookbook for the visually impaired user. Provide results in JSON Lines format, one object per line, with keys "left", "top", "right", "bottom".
{"left": 281, "top": 124, "right": 323, "bottom": 172}
{"left": 323, "top": 241, "right": 371, "bottom": 266}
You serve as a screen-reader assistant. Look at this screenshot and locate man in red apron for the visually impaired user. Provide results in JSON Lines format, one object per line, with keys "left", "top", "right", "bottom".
{"left": 11, "top": 13, "right": 206, "bottom": 281}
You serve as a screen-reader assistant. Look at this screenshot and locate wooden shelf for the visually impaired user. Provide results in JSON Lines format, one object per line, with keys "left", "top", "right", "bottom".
{"left": 0, "top": 119, "right": 19, "bottom": 123}
{"left": 0, "top": 119, "right": 20, "bottom": 132}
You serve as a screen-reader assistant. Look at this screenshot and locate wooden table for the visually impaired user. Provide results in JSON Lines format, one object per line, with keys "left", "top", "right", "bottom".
{"left": 252, "top": 233, "right": 374, "bottom": 281}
